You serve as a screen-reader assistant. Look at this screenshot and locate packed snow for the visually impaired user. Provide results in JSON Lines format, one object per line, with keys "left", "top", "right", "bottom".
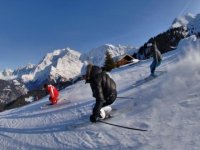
{"left": 0, "top": 36, "right": 199, "bottom": 149}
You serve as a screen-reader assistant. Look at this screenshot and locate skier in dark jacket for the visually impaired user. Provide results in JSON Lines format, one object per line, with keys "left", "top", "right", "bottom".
{"left": 81, "top": 62, "right": 117, "bottom": 123}
{"left": 148, "top": 42, "right": 162, "bottom": 76}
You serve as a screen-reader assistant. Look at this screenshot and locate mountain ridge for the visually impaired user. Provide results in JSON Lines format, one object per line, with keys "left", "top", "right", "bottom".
{"left": 1, "top": 44, "right": 137, "bottom": 89}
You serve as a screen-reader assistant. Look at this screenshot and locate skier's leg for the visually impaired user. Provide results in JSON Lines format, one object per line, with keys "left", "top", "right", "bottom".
{"left": 102, "top": 92, "right": 117, "bottom": 107}
{"left": 50, "top": 97, "right": 58, "bottom": 105}
{"left": 150, "top": 60, "right": 156, "bottom": 76}
{"left": 156, "top": 60, "right": 161, "bottom": 67}
{"left": 99, "top": 92, "right": 116, "bottom": 120}
{"left": 154, "top": 60, "right": 162, "bottom": 75}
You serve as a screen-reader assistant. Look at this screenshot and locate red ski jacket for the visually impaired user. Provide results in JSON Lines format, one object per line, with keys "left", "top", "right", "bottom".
{"left": 46, "top": 85, "right": 59, "bottom": 104}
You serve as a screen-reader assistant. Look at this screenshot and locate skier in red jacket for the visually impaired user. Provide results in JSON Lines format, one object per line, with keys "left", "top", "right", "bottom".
{"left": 44, "top": 84, "right": 59, "bottom": 105}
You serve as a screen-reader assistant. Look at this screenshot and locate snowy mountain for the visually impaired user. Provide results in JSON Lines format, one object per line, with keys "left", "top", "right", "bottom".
{"left": 21, "top": 45, "right": 137, "bottom": 89}
{"left": 0, "top": 79, "right": 27, "bottom": 104}
{"left": 0, "top": 35, "right": 199, "bottom": 149}
{"left": 0, "top": 64, "right": 36, "bottom": 79}
{"left": 21, "top": 48, "right": 83, "bottom": 88}
{"left": 80, "top": 44, "right": 137, "bottom": 66}
{"left": 13, "top": 64, "right": 36, "bottom": 78}
{"left": 172, "top": 13, "right": 200, "bottom": 35}
{"left": 0, "top": 44, "right": 137, "bottom": 90}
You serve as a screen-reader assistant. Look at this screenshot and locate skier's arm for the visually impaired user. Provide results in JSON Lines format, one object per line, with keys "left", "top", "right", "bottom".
{"left": 151, "top": 47, "right": 158, "bottom": 64}
{"left": 155, "top": 51, "right": 158, "bottom": 63}
{"left": 154, "top": 43, "right": 162, "bottom": 63}
{"left": 49, "top": 86, "right": 55, "bottom": 99}
{"left": 93, "top": 100, "right": 104, "bottom": 117}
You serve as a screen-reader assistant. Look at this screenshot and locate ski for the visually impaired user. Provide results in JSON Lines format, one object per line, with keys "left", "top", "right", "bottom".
{"left": 133, "top": 75, "right": 155, "bottom": 87}
{"left": 65, "top": 107, "right": 133, "bottom": 130}
{"left": 133, "top": 70, "right": 166, "bottom": 88}
{"left": 66, "top": 116, "right": 148, "bottom": 132}
{"left": 117, "top": 96, "right": 135, "bottom": 100}
{"left": 65, "top": 118, "right": 111, "bottom": 130}
{"left": 41, "top": 99, "right": 71, "bottom": 109}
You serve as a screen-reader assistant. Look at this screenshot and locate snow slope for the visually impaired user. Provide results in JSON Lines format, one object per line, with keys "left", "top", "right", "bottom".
{"left": 0, "top": 36, "right": 200, "bottom": 150}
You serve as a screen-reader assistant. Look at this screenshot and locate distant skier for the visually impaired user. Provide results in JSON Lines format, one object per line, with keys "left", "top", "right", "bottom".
{"left": 148, "top": 42, "right": 162, "bottom": 76}
{"left": 43, "top": 84, "right": 59, "bottom": 105}
{"left": 81, "top": 62, "right": 117, "bottom": 123}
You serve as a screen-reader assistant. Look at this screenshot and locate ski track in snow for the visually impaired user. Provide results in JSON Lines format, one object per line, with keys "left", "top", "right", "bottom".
{"left": 0, "top": 37, "right": 200, "bottom": 149}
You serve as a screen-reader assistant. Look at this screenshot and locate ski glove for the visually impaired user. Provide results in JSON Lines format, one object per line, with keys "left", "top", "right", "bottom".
{"left": 90, "top": 114, "right": 97, "bottom": 123}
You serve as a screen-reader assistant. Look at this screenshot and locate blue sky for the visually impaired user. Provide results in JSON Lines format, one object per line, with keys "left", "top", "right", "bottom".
{"left": 0, "top": 0, "right": 199, "bottom": 69}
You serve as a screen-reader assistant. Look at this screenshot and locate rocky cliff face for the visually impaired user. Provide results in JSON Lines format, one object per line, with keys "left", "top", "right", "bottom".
{"left": 0, "top": 79, "right": 27, "bottom": 104}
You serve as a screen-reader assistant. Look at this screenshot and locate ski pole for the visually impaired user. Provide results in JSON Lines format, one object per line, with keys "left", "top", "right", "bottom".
{"left": 98, "top": 120, "right": 147, "bottom": 131}
{"left": 117, "top": 96, "right": 135, "bottom": 100}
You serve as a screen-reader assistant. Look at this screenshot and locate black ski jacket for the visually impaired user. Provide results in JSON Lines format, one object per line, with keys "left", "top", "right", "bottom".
{"left": 86, "top": 66, "right": 117, "bottom": 117}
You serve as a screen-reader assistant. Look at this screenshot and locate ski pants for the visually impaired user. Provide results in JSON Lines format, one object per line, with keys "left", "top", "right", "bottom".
{"left": 150, "top": 59, "right": 162, "bottom": 74}
{"left": 99, "top": 92, "right": 117, "bottom": 119}
{"left": 49, "top": 96, "right": 59, "bottom": 105}
{"left": 102, "top": 91, "right": 117, "bottom": 107}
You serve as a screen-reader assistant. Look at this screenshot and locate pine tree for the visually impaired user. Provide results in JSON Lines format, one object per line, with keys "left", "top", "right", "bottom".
{"left": 104, "top": 51, "right": 116, "bottom": 72}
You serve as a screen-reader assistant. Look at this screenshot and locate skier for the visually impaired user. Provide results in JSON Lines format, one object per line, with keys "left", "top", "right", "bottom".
{"left": 148, "top": 42, "right": 162, "bottom": 76}
{"left": 81, "top": 62, "right": 117, "bottom": 123}
{"left": 43, "top": 84, "right": 59, "bottom": 105}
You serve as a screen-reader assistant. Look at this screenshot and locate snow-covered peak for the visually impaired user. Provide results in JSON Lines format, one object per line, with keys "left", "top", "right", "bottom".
{"left": 172, "top": 13, "right": 196, "bottom": 28}
{"left": 0, "top": 44, "right": 138, "bottom": 90}
{"left": 81, "top": 44, "right": 137, "bottom": 66}
{"left": 19, "top": 47, "right": 83, "bottom": 88}
{"left": 0, "top": 64, "right": 36, "bottom": 80}
{"left": 0, "top": 69, "right": 16, "bottom": 80}
{"left": 18, "top": 64, "right": 35, "bottom": 70}
{"left": 1, "top": 68, "right": 13, "bottom": 76}
{"left": 172, "top": 13, "right": 200, "bottom": 34}
{"left": 13, "top": 64, "right": 36, "bottom": 76}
